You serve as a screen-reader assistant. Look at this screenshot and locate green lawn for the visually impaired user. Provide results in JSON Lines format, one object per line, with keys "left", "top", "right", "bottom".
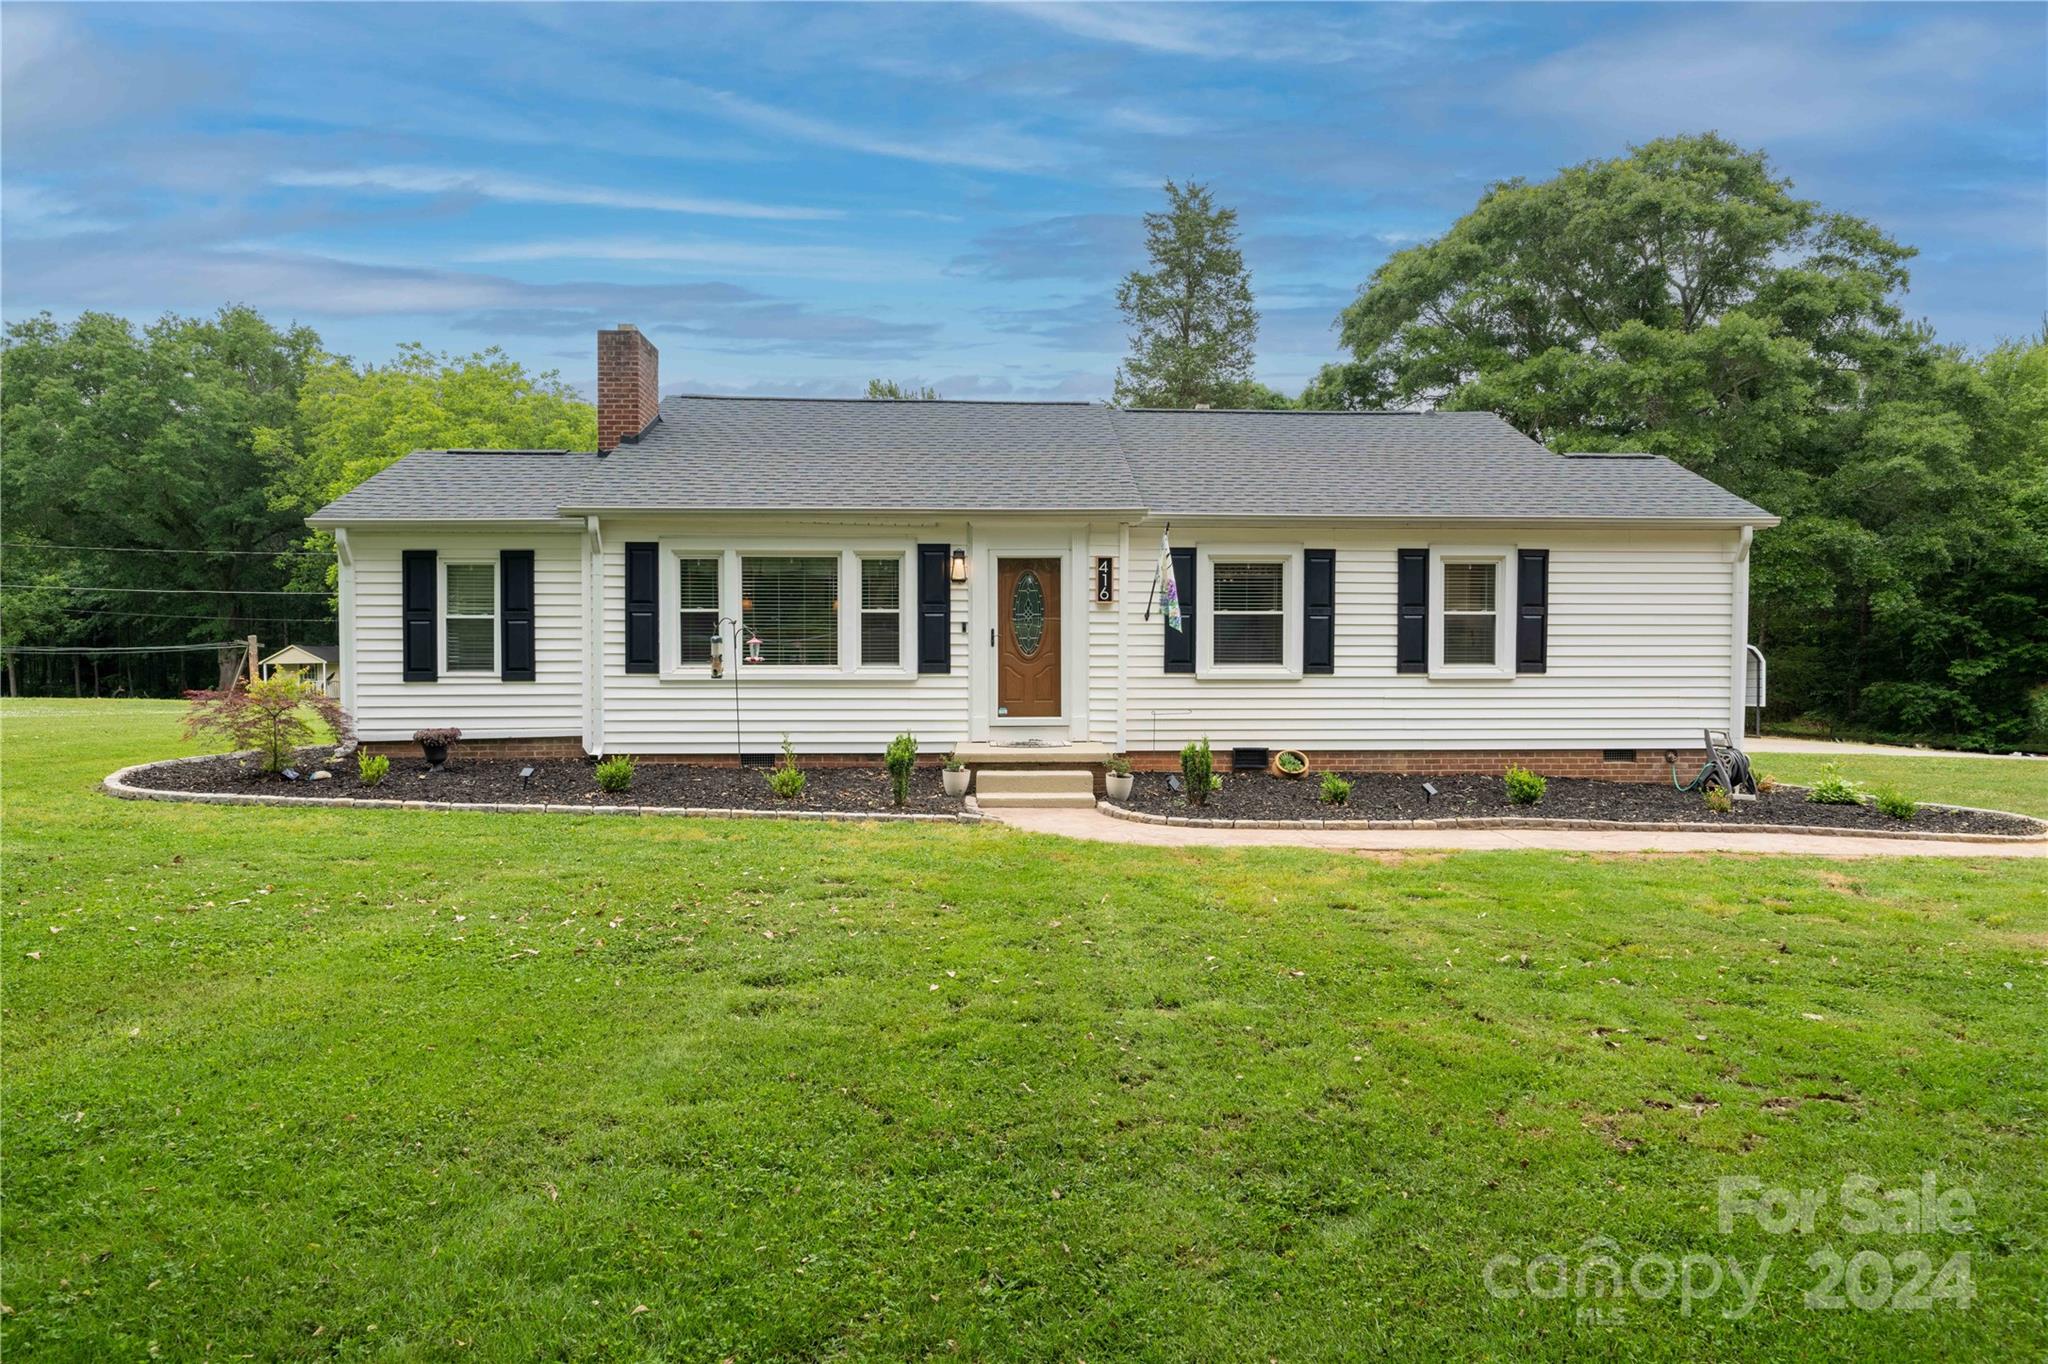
{"left": 1753, "top": 750, "right": 2048, "bottom": 820}
{"left": 5, "top": 700, "right": 2045, "bottom": 1361}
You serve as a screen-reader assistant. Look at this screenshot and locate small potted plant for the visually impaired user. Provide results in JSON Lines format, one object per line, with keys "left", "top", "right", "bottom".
{"left": 414, "top": 727, "right": 461, "bottom": 767}
{"left": 1272, "top": 749, "right": 1309, "bottom": 779}
{"left": 1104, "top": 755, "right": 1135, "bottom": 801}
{"left": 942, "top": 752, "right": 971, "bottom": 797}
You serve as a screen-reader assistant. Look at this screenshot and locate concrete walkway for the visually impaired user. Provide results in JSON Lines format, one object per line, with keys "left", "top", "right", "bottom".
{"left": 1746, "top": 736, "right": 2044, "bottom": 759}
{"left": 993, "top": 807, "right": 2048, "bottom": 859}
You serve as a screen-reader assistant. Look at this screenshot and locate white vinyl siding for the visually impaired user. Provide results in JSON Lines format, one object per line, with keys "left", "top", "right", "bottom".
{"left": 346, "top": 531, "right": 587, "bottom": 743}
{"left": 1126, "top": 525, "right": 1742, "bottom": 752}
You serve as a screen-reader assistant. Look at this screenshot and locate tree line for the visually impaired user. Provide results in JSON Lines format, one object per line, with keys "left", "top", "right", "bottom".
{"left": 4, "top": 133, "right": 2041, "bottom": 747}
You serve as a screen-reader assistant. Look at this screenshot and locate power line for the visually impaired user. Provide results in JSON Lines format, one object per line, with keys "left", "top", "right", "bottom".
{"left": 47, "top": 606, "right": 334, "bottom": 626}
{"left": 0, "top": 583, "right": 331, "bottom": 596}
{"left": 3, "top": 642, "right": 242, "bottom": 655}
{"left": 1, "top": 542, "right": 332, "bottom": 559}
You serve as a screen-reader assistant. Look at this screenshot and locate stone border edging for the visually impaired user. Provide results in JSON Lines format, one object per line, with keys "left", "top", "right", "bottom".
{"left": 1092, "top": 798, "right": 2047, "bottom": 844}
{"left": 102, "top": 754, "right": 988, "bottom": 825}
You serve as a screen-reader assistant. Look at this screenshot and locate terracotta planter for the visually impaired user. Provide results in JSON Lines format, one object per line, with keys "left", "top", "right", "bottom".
{"left": 1104, "top": 772, "right": 1135, "bottom": 801}
{"left": 943, "top": 767, "right": 971, "bottom": 797}
{"left": 1271, "top": 749, "right": 1309, "bottom": 778}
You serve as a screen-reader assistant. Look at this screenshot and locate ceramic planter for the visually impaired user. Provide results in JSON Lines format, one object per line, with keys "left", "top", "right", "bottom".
{"left": 1104, "top": 771, "right": 1135, "bottom": 801}
{"left": 942, "top": 767, "right": 971, "bottom": 797}
{"left": 1271, "top": 749, "right": 1309, "bottom": 779}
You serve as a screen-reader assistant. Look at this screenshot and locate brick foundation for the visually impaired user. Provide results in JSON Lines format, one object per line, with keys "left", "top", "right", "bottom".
{"left": 1126, "top": 748, "right": 1709, "bottom": 784}
{"left": 362, "top": 740, "right": 1707, "bottom": 784}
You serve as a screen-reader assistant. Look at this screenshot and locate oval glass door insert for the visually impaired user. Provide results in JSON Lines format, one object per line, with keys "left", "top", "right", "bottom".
{"left": 1011, "top": 571, "right": 1046, "bottom": 655}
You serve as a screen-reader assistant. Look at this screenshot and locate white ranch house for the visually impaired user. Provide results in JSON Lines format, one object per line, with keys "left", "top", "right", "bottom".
{"left": 309, "top": 326, "right": 1776, "bottom": 780}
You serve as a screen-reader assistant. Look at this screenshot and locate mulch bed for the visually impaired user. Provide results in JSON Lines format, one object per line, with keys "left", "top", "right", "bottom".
{"left": 1112, "top": 769, "right": 2043, "bottom": 836}
{"left": 124, "top": 749, "right": 968, "bottom": 815}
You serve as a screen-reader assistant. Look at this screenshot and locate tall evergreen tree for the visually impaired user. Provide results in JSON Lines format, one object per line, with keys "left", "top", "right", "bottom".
{"left": 1114, "top": 181, "right": 1260, "bottom": 408}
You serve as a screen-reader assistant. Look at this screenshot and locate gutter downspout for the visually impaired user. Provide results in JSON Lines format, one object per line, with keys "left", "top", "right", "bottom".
{"left": 584, "top": 515, "right": 605, "bottom": 756}
{"left": 1730, "top": 524, "right": 1753, "bottom": 741}
{"left": 333, "top": 529, "right": 356, "bottom": 720}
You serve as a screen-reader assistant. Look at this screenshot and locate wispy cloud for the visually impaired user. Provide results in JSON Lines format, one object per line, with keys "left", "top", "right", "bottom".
{"left": 949, "top": 214, "right": 1141, "bottom": 281}
{"left": 664, "top": 80, "right": 1071, "bottom": 174}
{"left": 272, "top": 166, "right": 841, "bottom": 221}
{"left": 458, "top": 237, "right": 938, "bottom": 282}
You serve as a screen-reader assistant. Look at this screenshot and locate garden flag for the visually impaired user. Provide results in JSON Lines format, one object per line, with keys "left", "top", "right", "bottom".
{"left": 1153, "top": 531, "right": 1183, "bottom": 632}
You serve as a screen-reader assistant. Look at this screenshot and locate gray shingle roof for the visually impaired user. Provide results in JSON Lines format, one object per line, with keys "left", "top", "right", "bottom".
{"left": 569, "top": 396, "right": 1143, "bottom": 513}
{"left": 1109, "top": 408, "right": 1774, "bottom": 521}
{"left": 310, "top": 397, "right": 1776, "bottom": 526}
{"left": 311, "top": 448, "right": 601, "bottom": 524}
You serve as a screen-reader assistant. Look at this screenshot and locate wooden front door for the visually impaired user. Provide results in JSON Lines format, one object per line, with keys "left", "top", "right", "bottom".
{"left": 996, "top": 557, "right": 1061, "bottom": 718}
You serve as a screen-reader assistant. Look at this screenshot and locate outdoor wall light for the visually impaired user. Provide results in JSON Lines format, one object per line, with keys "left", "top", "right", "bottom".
{"left": 950, "top": 548, "right": 968, "bottom": 582}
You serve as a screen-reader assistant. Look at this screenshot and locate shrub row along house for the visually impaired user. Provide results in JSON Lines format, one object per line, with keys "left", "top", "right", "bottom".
{"left": 309, "top": 325, "right": 1775, "bottom": 781}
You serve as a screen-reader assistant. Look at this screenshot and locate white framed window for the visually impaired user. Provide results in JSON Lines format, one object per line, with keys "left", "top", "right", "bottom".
{"left": 676, "top": 557, "right": 720, "bottom": 666}
{"left": 443, "top": 560, "right": 497, "bottom": 672}
{"left": 1428, "top": 547, "right": 1516, "bottom": 679}
{"left": 1195, "top": 548, "right": 1301, "bottom": 678}
{"left": 858, "top": 556, "right": 903, "bottom": 668}
{"left": 742, "top": 554, "right": 840, "bottom": 667}
{"left": 1211, "top": 561, "right": 1286, "bottom": 666}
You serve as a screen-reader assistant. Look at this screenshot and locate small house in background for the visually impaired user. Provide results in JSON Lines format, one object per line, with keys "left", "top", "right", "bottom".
{"left": 258, "top": 643, "right": 340, "bottom": 696}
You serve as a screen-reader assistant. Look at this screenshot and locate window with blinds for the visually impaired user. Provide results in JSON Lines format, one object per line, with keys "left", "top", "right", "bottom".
{"left": 1441, "top": 560, "right": 1498, "bottom": 665}
{"left": 859, "top": 557, "right": 901, "bottom": 667}
{"left": 678, "top": 557, "right": 719, "bottom": 665}
{"left": 444, "top": 562, "right": 496, "bottom": 671}
{"left": 1212, "top": 561, "right": 1284, "bottom": 665}
{"left": 742, "top": 555, "right": 839, "bottom": 666}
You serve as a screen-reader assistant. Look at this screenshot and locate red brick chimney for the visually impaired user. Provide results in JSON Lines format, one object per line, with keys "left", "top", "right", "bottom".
{"left": 596, "top": 324, "right": 660, "bottom": 452}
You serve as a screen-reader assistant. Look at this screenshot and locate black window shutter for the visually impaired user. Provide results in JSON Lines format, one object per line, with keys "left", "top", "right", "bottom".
{"left": 1396, "top": 548, "right": 1427, "bottom": 674}
{"left": 916, "top": 544, "right": 951, "bottom": 674}
{"left": 624, "top": 542, "right": 659, "bottom": 674}
{"left": 402, "top": 550, "right": 437, "bottom": 682}
{"left": 500, "top": 550, "right": 536, "bottom": 681}
{"left": 1164, "top": 546, "right": 1197, "bottom": 674}
{"left": 1516, "top": 549, "right": 1550, "bottom": 674}
{"left": 1303, "top": 549, "right": 1335, "bottom": 675}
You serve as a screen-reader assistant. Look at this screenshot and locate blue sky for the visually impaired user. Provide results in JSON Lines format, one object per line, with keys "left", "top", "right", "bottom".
{"left": 4, "top": 2, "right": 2042, "bottom": 399}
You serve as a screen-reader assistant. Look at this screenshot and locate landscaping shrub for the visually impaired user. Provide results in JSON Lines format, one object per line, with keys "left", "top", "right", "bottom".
{"left": 1805, "top": 762, "right": 1861, "bottom": 805}
{"left": 1503, "top": 765, "right": 1546, "bottom": 806}
{"left": 1180, "top": 738, "right": 1215, "bottom": 807}
{"left": 768, "top": 734, "right": 807, "bottom": 801}
{"left": 182, "top": 670, "right": 351, "bottom": 775}
{"left": 357, "top": 752, "right": 390, "bottom": 787}
{"left": 1703, "top": 785, "right": 1734, "bottom": 814}
{"left": 1871, "top": 784, "right": 1918, "bottom": 821}
{"left": 594, "top": 755, "right": 635, "bottom": 793}
{"left": 1319, "top": 773, "right": 1351, "bottom": 805}
{"left": 885, "top": 733, "right": 918, "bottom": 807}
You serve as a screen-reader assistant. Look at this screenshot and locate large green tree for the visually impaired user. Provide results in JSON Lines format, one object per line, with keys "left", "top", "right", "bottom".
{"left": 1, "top": 308, "right": 323, "bottom": 691}
{"left": 1114, "top": 180, "right": 1261, "bottom": 408}
{"left": 1310, "top": 134, "right": 2046, "bottom": 747}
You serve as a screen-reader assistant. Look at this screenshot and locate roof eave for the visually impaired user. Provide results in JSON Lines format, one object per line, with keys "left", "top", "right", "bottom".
{"left": 305, "top": 514, "right": 584, "bottom": 532}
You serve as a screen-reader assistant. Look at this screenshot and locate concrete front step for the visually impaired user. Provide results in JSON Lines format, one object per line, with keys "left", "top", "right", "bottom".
{"left": 973, "top": 768, "right": 1097, "bottom": 808}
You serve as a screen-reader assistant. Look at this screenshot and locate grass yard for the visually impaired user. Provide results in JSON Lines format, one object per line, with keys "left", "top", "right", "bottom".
{"left": 4, "top": 700, "right": 2045, "bottom": 1361}
{"left": 1753, "top": 750, "right": 2048, "bottom": 820}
